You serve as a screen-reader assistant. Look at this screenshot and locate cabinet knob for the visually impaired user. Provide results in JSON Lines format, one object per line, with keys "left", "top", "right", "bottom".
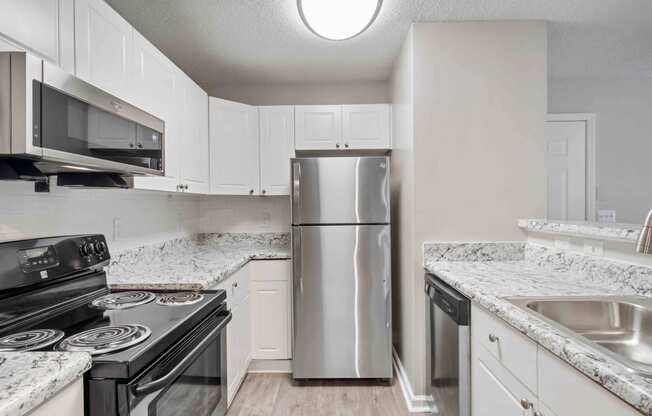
{"left": 335, "top": 143, "right": 340, "bottom": 149}
{"left": 488, "top": 333, "right": 499, "bottom": 343}
{"left": 520, "top": 399, "right": 533, "bottom": 410}
{"left": 129, "top": 143, "right": 134, "bottom": 148}
{"left": 344, "top": 143, "right": 349, "bottom": 148}
{"left": 233, "top": 281, "right": 238, "bottom": 288}
{"left": 137, "top": 143, "right": 143, "bottom": 149}
{"left": 261, "top": 189, "right": 266, "bottom": 195}
{"left": 184, "top": 184, "right": 189, "bottom": 190}
{"left": 249, "top": 189, "right": 254, "bottom": 195}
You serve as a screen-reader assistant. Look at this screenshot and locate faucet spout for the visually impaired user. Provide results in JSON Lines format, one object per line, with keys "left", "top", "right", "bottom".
{"left": 636, "top": 209, "right": 652, "bottom": 254}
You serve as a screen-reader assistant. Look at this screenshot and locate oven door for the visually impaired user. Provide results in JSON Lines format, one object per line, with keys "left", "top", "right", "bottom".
{"left": 124, "top": 308, "right": 231, "bottom": 416}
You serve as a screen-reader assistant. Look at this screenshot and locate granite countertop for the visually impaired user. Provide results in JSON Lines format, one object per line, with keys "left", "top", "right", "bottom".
{"left": 107, "top": 232, "right": 291, "bottom": 290}
{"left": 0, "top": 352, "right": 91, "bottom": 416}
{"left": 519, "top": 218, "right": 641, "bottom": 242}
{"left": 424, "top": 241, "right": 652, "bottom": 415}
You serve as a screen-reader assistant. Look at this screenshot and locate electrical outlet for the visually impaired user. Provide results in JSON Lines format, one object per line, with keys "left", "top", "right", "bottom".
{"left": 598, "top": 210, "right": 617, "bottom": 223}
{"left": 583, "top": 239, "right": 604, "bottom": 256}
{"left": 112, "top": 218, "right": 121, "bottom": 241}
{"left": 262, "top": 212, "right": 271, "bottom": 228}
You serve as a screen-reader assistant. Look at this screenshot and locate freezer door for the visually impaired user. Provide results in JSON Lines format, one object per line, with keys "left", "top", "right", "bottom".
{"left": 292, "top": 224, "right": 392, "bottom": 379}
{"left": 291, "top": 157, "right": 390, "bottom": 225}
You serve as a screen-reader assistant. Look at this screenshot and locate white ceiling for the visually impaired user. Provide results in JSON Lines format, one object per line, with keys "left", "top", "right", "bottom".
{"left": 106, "top": 0, "right": 652, "bottom": 90}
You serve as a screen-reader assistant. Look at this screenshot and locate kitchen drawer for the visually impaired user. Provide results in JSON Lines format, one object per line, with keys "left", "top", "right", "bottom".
{"left": 249, "top": 259, "right": 291, "bottom": 282}
{"left": 538, "top": 347, "right": 641, "bottom": 416}
{"left": 472, "top": 304, "right": 538, "bottom": 393}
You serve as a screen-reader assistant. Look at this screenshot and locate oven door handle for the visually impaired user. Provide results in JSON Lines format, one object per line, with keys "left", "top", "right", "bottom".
{"left": 131, "top": 311, "right": 232, "bottom": 397}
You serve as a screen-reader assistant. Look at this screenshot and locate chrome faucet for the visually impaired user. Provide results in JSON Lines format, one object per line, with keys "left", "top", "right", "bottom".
{"left": 636, "top": 209, "right": 652, "bottom": 254}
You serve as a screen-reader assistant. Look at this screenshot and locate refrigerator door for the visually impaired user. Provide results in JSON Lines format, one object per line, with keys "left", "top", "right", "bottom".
{"left": 292, "top": 224, "right": 392, "bottom": 379}
{"left": 291, "top": 157, "right": 390, "bottom": 225}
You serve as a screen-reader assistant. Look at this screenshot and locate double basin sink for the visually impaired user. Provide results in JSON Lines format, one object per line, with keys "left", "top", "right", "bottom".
{"left": 507, "top": 296, "right": 652, "bottom": 374}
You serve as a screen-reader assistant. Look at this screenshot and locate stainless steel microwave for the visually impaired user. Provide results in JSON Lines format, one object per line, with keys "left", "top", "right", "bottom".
{"left": 0, "top": 52, "right": 164, "bottom": 177}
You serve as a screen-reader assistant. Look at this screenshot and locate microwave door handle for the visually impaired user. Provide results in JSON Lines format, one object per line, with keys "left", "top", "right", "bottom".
{"left": 131, "top": 312, "right": 232, "bottom": 397}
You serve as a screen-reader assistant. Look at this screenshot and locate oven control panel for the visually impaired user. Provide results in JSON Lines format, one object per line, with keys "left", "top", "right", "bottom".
{"left": 18, "top": 245, "right": 60, "bottom": 273}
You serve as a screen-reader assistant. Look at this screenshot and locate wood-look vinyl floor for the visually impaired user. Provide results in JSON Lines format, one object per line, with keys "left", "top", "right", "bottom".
{"left": 227, "top": 373, "right": 422, "bottom": 416}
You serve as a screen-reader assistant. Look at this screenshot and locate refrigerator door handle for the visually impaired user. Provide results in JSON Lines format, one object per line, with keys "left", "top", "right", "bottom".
{"left": 292, "top": 227, "right": 303, "bottom": 295}
{"left": 292, "top": 161, "right": 301, "bottom": 224}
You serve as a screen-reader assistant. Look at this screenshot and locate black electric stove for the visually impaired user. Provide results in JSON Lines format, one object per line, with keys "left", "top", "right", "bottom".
{"left": 0, "top": 235, "right": 230, "bottom": 416}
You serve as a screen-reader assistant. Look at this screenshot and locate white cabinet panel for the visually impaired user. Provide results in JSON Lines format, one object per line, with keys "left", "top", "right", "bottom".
{"left": 342, "top": 104, "right": 391, "bottom": 149}
{"left": 295, "top": 105, "right": 342, "bottom": 150}
{"left": 75, "top": 0, "right": 133, "bottom": 101}
{"left": 29, "top": 377, "right": 84, "bottom": 416}
{"left": 473, "top": 346, "right": 535, "bottom": 416}
{"left": 180, "top": 77, "right": 209, "bottom": 194}
{"left": 259, "top": 106, "right": 294, "bottom": 195}
{"left": 209, "top": 98, "right": 259, "bottom": 195}
{"left": 251, "top": 280, "right": 290, "bottom": 360}
{"left": 0, "top": 0, "right": 61, "bottom": 65}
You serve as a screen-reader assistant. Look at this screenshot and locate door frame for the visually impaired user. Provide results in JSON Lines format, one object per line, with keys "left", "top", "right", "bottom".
{"left": 546, "top": 113, "right": 597, "bottom": 221}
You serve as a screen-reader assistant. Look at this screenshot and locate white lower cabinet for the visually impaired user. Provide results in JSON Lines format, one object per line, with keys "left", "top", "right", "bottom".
{"left": 29, "top": 377, "right": 84, "bottom": 416}
{"left": 471, "top": 305, "right": 641, "bottom": 416}
{"left": 250, "top": 260, "right": 292, "bottom": 360}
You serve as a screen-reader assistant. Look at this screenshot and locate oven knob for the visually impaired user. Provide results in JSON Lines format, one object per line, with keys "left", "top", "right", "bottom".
{"left": 94, "top": 242, "right": 106, "bottom": 253}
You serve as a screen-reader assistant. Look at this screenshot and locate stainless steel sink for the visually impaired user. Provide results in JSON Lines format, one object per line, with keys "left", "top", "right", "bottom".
{"left": 507, "top": 296, "right": 652, "bottom": 374}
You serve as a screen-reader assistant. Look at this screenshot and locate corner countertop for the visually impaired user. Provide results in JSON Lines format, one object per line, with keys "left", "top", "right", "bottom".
{"left": 423, "top": 241, "right": 652, "bottom": 415}
{"left": 107, "top": 233, "right": 290, "bottom": 290}
{"left": 0, "top": 352, "right": 91, "bottom": 416}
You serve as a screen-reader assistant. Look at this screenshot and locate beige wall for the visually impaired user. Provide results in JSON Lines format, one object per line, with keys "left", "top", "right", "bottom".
{"left": 389, "top": 26, "right": 416, "bottom": 387}
{"left": 391, "top": 21, "right": 547, "bottom": 396}
{"left": 208, "top": 80, "right": 389, "bottom": 105}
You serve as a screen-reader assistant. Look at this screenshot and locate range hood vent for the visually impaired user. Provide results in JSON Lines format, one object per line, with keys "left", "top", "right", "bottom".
{"left": 0, "top": 159, "right": 47, "bottom": 181}
{"left": 56, "top": 173, "right": 132, "bottom": 189}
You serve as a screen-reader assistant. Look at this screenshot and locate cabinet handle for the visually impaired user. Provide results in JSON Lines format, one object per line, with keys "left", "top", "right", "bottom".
{"left": 137, "top": 143, "right": 143, "bottom": 149}
{"left": 249, "top": 189, "right": 254, "bottom": 195}
{"left": 344, "top": 143, "right": 349, "bottom": 148}
{"left": 335, "top": 143, "right": 340, "bottom": 149}
{"left": 233, "top": 282, "right": 238, "bottom": 288}
{"left": 261, "top": 189, "right": 266, "bottom": 195}
{"left": 488, "top": 333, "right": 499, "bottom": 343}
{"left": 520, "top": 399, "right": 533, "bottom": 410}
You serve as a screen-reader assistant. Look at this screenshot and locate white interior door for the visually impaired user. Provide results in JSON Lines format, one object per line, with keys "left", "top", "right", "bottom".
{"left": 545, "top": 120, "right": 587, "bottom": 221}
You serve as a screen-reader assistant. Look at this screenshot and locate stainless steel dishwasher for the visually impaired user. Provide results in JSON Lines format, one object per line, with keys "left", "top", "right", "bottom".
{"left": 425, "top": 273, "right": 471, "bottom": 416}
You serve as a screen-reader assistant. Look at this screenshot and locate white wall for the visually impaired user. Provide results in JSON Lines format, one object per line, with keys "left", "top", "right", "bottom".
{"left": 549, "top": 77, "right": 652, "bottom": 223}
{"left": 390, "top": 21, "right": 547, "bottom": 397}
{"left": 0, "top": 181, "right": 200, "bottom": 253}
{"left": 208, "top": 80, "right": 389, "bottom": 105}
{"left": 199, "top": 195, "right": 290, "bottom": 233}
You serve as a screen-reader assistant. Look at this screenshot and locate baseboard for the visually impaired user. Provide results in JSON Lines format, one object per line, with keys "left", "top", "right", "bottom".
{"left": 392, "top": 347, "right": 436, "bottom": 414}
{"left": 247, "top": 359, "right": 292, "bottom": 373}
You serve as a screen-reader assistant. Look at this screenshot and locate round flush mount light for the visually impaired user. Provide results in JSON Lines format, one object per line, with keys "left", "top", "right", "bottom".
{"left": 297, "top": 0, "right": 383, "bottom": 41}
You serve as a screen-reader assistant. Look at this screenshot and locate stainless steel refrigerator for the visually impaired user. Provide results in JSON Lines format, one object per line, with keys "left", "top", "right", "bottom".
{"left": 291, "top": 156, "right": 392, "bottom": 380}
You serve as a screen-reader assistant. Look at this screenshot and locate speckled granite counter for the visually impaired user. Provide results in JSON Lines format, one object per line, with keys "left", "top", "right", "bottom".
{"left": 519, "top": 218, "right": 641, "bottom": 242}
{"left": 0, "top": 352, "right": 91, "bottom": 416}
{"left": 424, "top": 241, "right": 652, "bottom": 415}
{"left": 108, "top": 233, "right": 290, "bottom": 290}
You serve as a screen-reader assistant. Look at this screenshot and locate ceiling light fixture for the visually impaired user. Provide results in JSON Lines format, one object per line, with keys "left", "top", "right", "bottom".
{"left": 297, "top": 0, "right": 383, "bottom": 41}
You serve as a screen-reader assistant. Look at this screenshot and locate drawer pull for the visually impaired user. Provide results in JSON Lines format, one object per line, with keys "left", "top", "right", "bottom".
{"left": 488, "top": 333, "right": 499, "bottom": 343}
{"left": 520, "top": 399, "right": 533, "bottom": 410}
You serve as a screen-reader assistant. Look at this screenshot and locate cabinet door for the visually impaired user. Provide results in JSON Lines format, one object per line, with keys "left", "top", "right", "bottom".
{"left": 472, "top": 346, "right": 536, "bottom": 416}
{"left": 178, "top": 75, "right": 210, "bottom": 194}
{"left": 75, "top": 0, "right": 134, "bottom": 101}
{"left": 259, "top": 106, "right": 294, "bottom": 195}
{"left": 294, "top": 105, "right": 342, "bottom": 150}
{"left": 342, "top": 104, "right": 391, "bottom": 149}
{"left": 209, "top": 98, "right": 260, "bottom": 195}
{"left": 0, "top": 0, "right": 62, "bottom": 66}
{"left": 251, "top": 280, "right": 289, "bottom": 359}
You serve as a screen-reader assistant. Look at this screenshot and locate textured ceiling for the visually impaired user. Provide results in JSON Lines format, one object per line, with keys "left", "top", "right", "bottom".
{"left": 106, "top": 0, "right": 652, "bottom": 90}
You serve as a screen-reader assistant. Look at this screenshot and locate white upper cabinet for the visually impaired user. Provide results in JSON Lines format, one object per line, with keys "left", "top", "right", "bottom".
{"left": 342, "top": 104, "right": 391, "bottom": 149}
{"left": 179, "top": 75, "right": 210, "bottom": 194}
{"left": 259, "top": 106, "right": 295, "bottom": 196}
{"left": 295, "top": 105, "right": 391, "bottom": 151}
{"left": 0, "top": 0, "right": 75, "bottom": 72}
{"left": 209, "top": 98, "right": 260, "bottom": 195}
{"left": 294, "top": 105, "right": 342, "bottom": 150}
{"left": 74, "top": 0, "right": 134, "bottom": 101}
